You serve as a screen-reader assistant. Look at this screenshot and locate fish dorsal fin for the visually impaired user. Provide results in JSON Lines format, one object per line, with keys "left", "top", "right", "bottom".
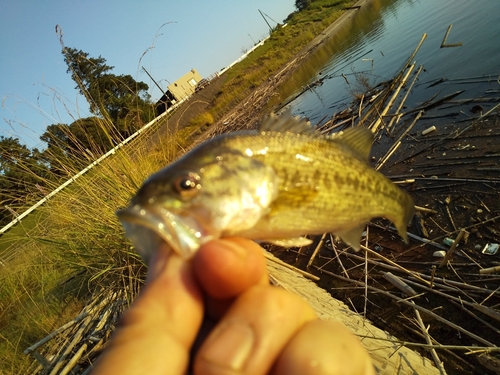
{"left": 330, "top": 127, "right": 374, "bottom": 162}
{"left": 259, "top": 112, "right": 317, "bottom": 135}
{"left": 260, "top": 113, "right": 374, "bottom": 161}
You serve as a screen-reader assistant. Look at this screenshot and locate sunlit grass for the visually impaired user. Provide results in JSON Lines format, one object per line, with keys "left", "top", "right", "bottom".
{"left": 0, "top": 114, "right": 188, "bottom": 372}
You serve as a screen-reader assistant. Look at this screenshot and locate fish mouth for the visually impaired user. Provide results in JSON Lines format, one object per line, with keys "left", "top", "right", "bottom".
{"left": 116, "top": 204, "right": 211, "bottom": 261}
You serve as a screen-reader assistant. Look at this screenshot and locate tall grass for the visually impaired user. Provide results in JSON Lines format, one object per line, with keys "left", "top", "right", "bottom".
{"left": 0, "top": 115, "right": 184, "bottom": 372}
{"left": 0, "top": 1, "right": 356, "bottom": 371}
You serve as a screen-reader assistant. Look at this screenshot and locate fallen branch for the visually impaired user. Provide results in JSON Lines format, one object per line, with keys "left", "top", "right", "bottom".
{"left": 441, "top": 24, "right": 463, "bottom": 48}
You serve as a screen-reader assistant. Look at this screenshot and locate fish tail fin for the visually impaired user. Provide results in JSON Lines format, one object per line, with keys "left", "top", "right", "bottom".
{"left": 393, "top": 191, "right": 415, "bottom": 244}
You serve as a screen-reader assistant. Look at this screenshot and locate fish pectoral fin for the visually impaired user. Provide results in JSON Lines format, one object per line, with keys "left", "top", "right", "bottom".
{"left": 269, "top": 188, "right": 318, "bottom": 213}
{"left": 265, "top": 237, "right": 313, "bottom": 248}
{"left": 335, "top": 224, "right": 366, "bottom": 251}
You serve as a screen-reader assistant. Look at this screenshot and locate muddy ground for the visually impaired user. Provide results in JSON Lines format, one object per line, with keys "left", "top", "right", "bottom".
{"left": 269, "top": 111, "right": 500, "bottom": 375}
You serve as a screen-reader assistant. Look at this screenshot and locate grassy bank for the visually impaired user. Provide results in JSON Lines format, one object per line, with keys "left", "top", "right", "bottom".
{"left": 191, "top": 0, "right": 354, "bottom": 124}
{"left": 0, "top": 1, "right": 356, "bottom": 372}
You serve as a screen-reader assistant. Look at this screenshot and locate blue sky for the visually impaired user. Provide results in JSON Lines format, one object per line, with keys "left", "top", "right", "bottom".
{"left": 0, "top": 1, "right": 296, "bottom": 149}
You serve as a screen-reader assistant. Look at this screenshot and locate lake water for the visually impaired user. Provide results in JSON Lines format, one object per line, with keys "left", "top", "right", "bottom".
{"left": 279, "top": 0, "right": 500, "bottom": 125}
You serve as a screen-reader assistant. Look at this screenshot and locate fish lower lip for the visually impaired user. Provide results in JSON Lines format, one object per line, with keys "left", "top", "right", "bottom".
{"left": 116, "top": 205, "right": 205, "bottom": 260}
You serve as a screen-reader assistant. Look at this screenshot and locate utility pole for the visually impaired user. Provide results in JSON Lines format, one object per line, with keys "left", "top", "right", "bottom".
{"left": 258, "top": 9, "right": 273, "bottom": 33}
{"left": 248, "top": 33, "right": 256, "bottom": 45}
{"left": 142, "top": 66, "right": 165, "bottom": 94}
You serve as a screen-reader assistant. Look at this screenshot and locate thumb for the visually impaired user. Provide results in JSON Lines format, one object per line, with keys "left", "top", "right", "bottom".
{"left": 91, "top": 244, "right": 204, "bottom": 375}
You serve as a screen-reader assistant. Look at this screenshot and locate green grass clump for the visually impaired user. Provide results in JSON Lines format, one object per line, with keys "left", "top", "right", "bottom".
{"left": 189, "top": 111, "right": 214, "bottom": 128}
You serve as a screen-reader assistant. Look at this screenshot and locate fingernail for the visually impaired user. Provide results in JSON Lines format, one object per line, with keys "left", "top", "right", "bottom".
{"left": 201, "top": 320, "right": 254, "bottom": 371}
{"left": 218, "top": 239, "right": 247, "bottom": 259}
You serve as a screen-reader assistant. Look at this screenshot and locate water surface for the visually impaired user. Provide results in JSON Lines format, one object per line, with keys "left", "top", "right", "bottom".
{"left": 281, "top": 0, "right": 500, "bottom": 124}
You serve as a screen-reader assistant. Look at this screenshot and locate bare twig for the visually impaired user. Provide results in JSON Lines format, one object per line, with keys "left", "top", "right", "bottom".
{"left": 441, "top": 24, "right": 463, "bottom": 48}
{"left": 330, "top": 234, "right": 350, "bottom": 278}
{"left": 412, "top": 301, "right": 447, "bottom": 374}
{"left": 307, "top": 233, "right": 327, "bottom": 269}
{"left": 360, "top": 244, "right": 431, "bottom": 286}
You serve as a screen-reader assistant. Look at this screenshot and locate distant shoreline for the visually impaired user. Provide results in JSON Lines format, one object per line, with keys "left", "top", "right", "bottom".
{"left": 300, "top": 0, "right": 373, "bottom": 55}
{"left": 201, "top": 0, "right": 375, "bottom": 139}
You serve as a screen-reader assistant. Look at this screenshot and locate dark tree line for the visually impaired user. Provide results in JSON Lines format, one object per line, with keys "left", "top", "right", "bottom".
{"left": 0, "top": 48, "right": 154, "bottom": 225}
{"left": 61, "top": 47, "right": 152, "bottom": 134}
{"left": 0, "top": 137, "right": 50, "bottom": 225}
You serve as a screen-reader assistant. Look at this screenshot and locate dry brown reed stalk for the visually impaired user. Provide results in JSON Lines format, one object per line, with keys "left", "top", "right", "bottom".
{"left": 306, "top": 232, "right": 326, "bottom": 269}
{"left": 315, "top": 267, "right": 496, "bottom": 347}
{"left": 25, "top": 287, "right": 136, "bottom": 375}
{"left": 357, "top": 34, "right": 427, "bottom": 128}
{"left": 386, "top": 65, "right": 424, "bottom": 130}
{"left": 360, "top": 244, "right": 431, "bottom": 286}
{"left": 370, "top": 61, "right": 416, "bottom": 134}
{"left": 376, "top": 110, "right": 424, "bottom": 170}
{"left": 412, "top": 301, "right": 447, "bottom": 375}
{"left": 329, "top": 234, "right": 349, "bottom": 278}
{"left": 401, "top": 278, "right": 500, "bottom": 325}
{"left": 312, "top": 38, "right": 428, "bottom": 142}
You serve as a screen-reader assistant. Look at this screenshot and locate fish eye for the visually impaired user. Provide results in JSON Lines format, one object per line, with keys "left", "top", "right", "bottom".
{"left": 173, "top": 173, "right": 200, "bottom": 198}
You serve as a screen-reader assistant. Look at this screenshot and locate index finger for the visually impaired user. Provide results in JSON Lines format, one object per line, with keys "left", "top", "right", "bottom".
{"left": 91, "top": 244, "right": 203, "bottom": 375}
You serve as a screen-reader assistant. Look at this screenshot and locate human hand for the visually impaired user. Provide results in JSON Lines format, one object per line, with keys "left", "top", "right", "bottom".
{"left": 91, "top": 238, "right": 374, "bottom": 375}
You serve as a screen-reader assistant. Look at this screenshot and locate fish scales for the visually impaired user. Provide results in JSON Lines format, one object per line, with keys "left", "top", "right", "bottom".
{"left": 214, "top": 131, "right": 411, "bottom": 242}
{"left": 117, "top": 114, "right": 415, "bottom": 259}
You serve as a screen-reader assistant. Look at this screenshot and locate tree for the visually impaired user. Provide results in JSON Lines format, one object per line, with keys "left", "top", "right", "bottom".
{"left": 0, "top": 137, "right": 50, "bottom": 224}
{"left": 62, "top": 47, "right": 114, "bottom": 113}
{"left": 295, "top": 0, "right": 311, "bottom": 11}
{"left": 40, "top": 117, "right": 115, "bottom": 174}
{"left": 62, "top": 47, "right": 153, "bottom": 134}
{"left": 36, "top": 48, "right": 155, "bottom": 173}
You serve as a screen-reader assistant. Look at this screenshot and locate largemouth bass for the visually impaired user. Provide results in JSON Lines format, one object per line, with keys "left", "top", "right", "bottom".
{"left": 117, "top": 114, "right": 414, "bottom": 261}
